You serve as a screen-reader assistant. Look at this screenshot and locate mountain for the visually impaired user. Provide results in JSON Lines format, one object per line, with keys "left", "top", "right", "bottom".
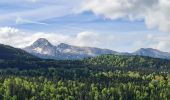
{"left": 1, "top": 42, "right": 170, "bottom": 70}
{"left": 23, "top": 38, "right": 170, "bottom": 60}
{"left": 0, "top": 44, "right": 38, "bottom": 61}
{"left": 132, "top": 48, "right": 170, "bottom": 59}
{"left": 24, "top": 38, "right": 118, "bottom": 60}
{"left": 0, "top": 43, "right": 82, "bottom": 69}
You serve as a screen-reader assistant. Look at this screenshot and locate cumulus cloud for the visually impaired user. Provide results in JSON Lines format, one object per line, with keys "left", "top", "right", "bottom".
{"left": 0, "top": 27, "right": 27, "bottom": 47}
{"left": 1, "top": 0, "right": 170, "bottom": 33}
{"left": 147, "top": 34, "right": 170, "bottom": 51}
{"left": 77, "top": 0, "right": 170, "bottom": 32}
{"left": 1, "top": 27, "right": 170, "bottom": 52}
{"left": 74, "top": 31, "right": 115, "bottom": 47}
{"left": 0, "top": 27, "right": 72, "bottom": 48}
{"left": 0, "top": 27, "right": 115, "bottom": 49}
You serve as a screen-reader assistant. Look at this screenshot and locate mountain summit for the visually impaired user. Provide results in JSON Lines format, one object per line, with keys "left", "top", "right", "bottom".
{"left": 24, "top": 38, "right": 170, "bottom": 60}
{"left": 24, "top": 38, "right": 117, "bottom": 60}
{"left": 31, "top": 38, "right": 53, "bottom": 47}
{"left": 24, "top": 38, "right": 55, "bottom": 56}
{"left": 132, "top": 48, "right": 170, "bottom": 59}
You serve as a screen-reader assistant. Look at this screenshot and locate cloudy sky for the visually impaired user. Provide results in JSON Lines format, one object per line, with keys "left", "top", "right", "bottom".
{"left": 0, "top": 0, "right": 170, "bottom": 52}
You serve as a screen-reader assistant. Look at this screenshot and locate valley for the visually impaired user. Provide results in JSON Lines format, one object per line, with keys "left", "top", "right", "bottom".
{"left": 0, "top": 43, "right": 170, "bottom": 100}
{"left": 1, "top": 1, "right": 170, "bottom": 99}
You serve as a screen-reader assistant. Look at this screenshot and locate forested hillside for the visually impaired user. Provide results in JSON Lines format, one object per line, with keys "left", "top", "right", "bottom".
{"left": 0, "top": 54, "right": 170, "bottom": 99}
{"left": 83, "top": 55, "right": 170, "bottom": 70}
{"left": 0, "top": 44, "right": 38, "bottom": 61}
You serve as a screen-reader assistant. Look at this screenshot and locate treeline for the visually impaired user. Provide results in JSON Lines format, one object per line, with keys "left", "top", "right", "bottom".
{"left": 1, "top": 54, "right": 170, "bottom": 70}
{"left": 0, "top": 55, "right": 170, "bottom": 99}
{"left": 0, "top": 66, "right": 170, "bottom": 100}
{"left": 0, "top": 59, "right": 83, "bottom": 69}
{"left": 83, "top": 55, "right": 170, "bottom": 70}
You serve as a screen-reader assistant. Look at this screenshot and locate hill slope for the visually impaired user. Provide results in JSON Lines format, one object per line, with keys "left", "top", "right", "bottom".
{"left": 83, "top": 55, "right": 170, "bottom": 70}
{"left": 1, "top": 43, "right": 170, "bottom": 70}
{"left": 0, "top": 44, "right": 38, "bottom": 60}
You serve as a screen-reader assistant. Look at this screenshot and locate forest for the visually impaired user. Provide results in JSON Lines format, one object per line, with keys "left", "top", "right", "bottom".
{"left": 0, "top": 55, "right": 170, "bottom": 100}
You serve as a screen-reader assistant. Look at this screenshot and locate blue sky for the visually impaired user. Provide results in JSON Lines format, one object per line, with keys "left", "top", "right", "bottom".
{"left": 0, "top": 0, "right": 170, "bottom": 52}
{"left": 14, "top": 12, "right": 151, "bottom": 33}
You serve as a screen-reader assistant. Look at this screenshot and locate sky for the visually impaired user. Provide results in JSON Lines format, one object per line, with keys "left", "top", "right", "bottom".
{"left": 0, "top": 0, "right": 170, "bottom": 52}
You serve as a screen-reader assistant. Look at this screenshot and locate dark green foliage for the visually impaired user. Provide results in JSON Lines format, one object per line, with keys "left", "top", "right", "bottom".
{"left": 0, "top": 44, "right": 38, "bottom": 61}
{"left": 0, "top": 54, "right": 170, "bottom": 100}
{"left": 84, "top": 55, "right": 170, "bottom": 70}
{"left": 0, "top": 66, "right": 170, "bottom": 100}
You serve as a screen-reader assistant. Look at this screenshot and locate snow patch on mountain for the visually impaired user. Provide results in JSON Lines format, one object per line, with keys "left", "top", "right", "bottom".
{"left": 24, "top": 38, "right": 170, "bottom": 60}
{"left": 24, "top": 38, "right": 117, "bottom": 60}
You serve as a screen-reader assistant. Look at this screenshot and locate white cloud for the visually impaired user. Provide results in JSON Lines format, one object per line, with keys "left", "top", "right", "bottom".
{"left": 147, "top": 34, "right": 170, "bottom": 51}
{"left": 0, "top": 5, "right": 73, "bottom": 25}
{"left": 0, "top": 27, "right": 115, "bottom": 49}
{"left": 0, "top": 0, "right": 82, "bottom": 25}
{"left": 78, "top": 0, "right": 170, "bottom": 32}
{"left": 1, "top": 27, "right": 170, "bottom": 52}
{"left": 16, "top": 17, "right": 48, "bottom": 25}
{"left": 1, "top": 0, "right": 170, "bottom": 33}
{"left": 74, "top": 31, "right": 115, "bottom": 48}
{"left": 0, "top": 27, "right": 27, "bottom": 47}
{"left": 0, "top": 27, "right": 73, "bottom": 48}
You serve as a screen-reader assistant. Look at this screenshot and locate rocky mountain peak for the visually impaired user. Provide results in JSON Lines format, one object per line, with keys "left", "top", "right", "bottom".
{"left": 31, "top": 38, "right": 53, "bottom": 48}
{"left": 24, "top": 38, "right": 117, "bottom": 60}
{"left": 57, "top": 43, "right": 71, "bottom": 48}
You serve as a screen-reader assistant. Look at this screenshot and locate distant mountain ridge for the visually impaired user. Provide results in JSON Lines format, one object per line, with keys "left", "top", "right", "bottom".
{"left": 1, "top": 41, "right": 170, "bottom": 69}
{"left": 132, "top": 48, "right": 170, "bottom": 59}
{"left": 24, "top": 38, "right": 118, "bottom": 60}
{"left": 23, "top": 38, "right": 170, "bottom": 60}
